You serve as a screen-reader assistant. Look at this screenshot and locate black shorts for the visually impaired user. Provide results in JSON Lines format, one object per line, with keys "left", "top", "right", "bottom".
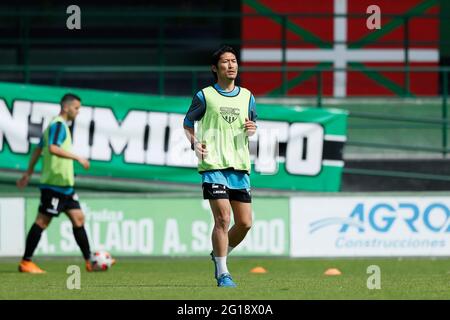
{"left": 39, "top": 188, "right": 81, "bottom": 217}
{"left": 202, "top": 183, "right": 252, "bottom": 203}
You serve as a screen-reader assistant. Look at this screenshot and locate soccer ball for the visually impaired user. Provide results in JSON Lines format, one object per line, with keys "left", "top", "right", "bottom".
{"left": 90, "top": 250, "right": 114, "bottom": 271}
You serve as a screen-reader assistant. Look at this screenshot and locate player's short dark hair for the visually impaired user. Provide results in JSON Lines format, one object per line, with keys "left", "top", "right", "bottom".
{"left": 211, "top": 45, "right": 238, "bottom": 81}
{"left": 60, "top": 93, "right": 81, "bottom": 108}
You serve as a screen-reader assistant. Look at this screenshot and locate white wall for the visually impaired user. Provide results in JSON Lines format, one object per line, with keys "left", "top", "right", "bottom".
{"left": 0, "top": 198, "right": 25, "bottom": 256}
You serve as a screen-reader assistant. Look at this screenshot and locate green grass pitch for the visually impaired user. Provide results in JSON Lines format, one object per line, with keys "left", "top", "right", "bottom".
{"left": 0, "top": 257, "right": 449, "bottom": 299}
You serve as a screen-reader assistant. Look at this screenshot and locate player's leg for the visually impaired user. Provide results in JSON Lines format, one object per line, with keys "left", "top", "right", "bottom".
{"left": 227, "top": 188, "right": 252, "bottom": 253}
{"left": 65, "top": 208, "right": 93, "bottom": 271}
{"left": 209, "top": 199, "right": 231, "bottom": 258}
{"left": 24, "top": 212, "right": 53, "bottom": 261}
{"left": 228, "top": 200, "right": 252, "bottom": 252}
{"left": 209, "top": 198, "right": 236, "bottom": 287}
{"left": 19, "top": 212, "right": 53, "bottom": 273}
{"left": 202, "top": 182, "right": 236, "bottom": 287}
{"left": 19, "top": 189, "right": 60, "bottom": 273}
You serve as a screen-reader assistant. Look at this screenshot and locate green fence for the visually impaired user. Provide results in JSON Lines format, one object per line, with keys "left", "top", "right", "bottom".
{"left": 0, "top": 64, "right": 448, "bottom": 185}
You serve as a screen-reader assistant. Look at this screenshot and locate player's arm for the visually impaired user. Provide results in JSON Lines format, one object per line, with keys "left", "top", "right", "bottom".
{"left": 183, "top": 125, "right": 197, "bottom": 148}
{"left": 16, "top": 145, "right": 43, "bottom": 189}
{"left": 244, "top": 94, "right": 257, "bottom": 137}
{"left": 183, "top": 92, "right": 207, "bottom": 158}
{"left": 48, "top": 145, "right": 90, "bottom": 170}
{"left": 183, "top": 125, "right": 208, "bottom": 159}
{"left": 47, "top": 122, "right": 90, "bottom": 170}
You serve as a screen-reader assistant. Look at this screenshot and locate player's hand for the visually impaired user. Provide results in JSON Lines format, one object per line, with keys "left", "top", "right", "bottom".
{"left": 244, "top": 118, "right": 257, "bottom": 137}
{"left": 16, "top": 173, "right": 30, "bottom": 189}
{"left": 78, "top": 157, "right": 90, "bottom": 170}
{"left": 194, "top": 142, "right": 208, "bottom": 160}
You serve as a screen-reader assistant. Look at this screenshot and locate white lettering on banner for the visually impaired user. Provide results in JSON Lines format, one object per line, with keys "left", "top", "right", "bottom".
{"left": 92, "top": 222, "right": 102, "bottom": 250}
{"left": 167, "top": 113, "right": 196, "bottom": 167}
{"left": 138, "top": 219, "right": 154, "bottom": 254}
{"left": 72, "top": 106, "right": 93, "bottom": 158}
{"left": 163, "top": 219, "right": 187, "bottom": 254}
{"left": 0, "top": 99, "right": 346, "bottom": 175}
{"left": 269, "top": 220, "right": 285, "bottom": 254}
{"left": 61, "top": 222, "right": 77, "bottom": 251}
{"left": 254, "top": 223, "right": 269, "bottom": 252}
{"left": 237, "top": 219, "right": 285, "bottom": 254}
{"left": 98, "top": 220, "right": 154, "bottom": 254}
{"left": 335, "top": 237, "right": 446, "bottom": 249}
{"left": 290, "top": 197, "right": 450, "bottom": 257}
{"left": 122, "top": 220, "right": 137, "bottom": 252}
{"left": 0, "top": 100, "right": 31, "bottom": 153}
{"left": 58, "top": 204, "right": 155, "bottom": 254}
{"left": 82, "top": 203, "right": 124, "bottom": 221}
{"left": 58, "top": 219, "right": 154, "bottom": 254}
{"left": 105, "top": 221, "right": 121, "bottom": 251}
{"left": 30, "top": 102, "right": 60, "bottom": 144}
{"left": 91, "top": 108, "right": 147, "bottom": 163}
{"left": 286, "top": 123, "right": 323, "bottom": 175}
{"left": 35, "top": 231, "right": 56, "bottom": 254}
{"left": 29, "top": 211, "right": 286, "bottom": 256}
{"left": 253, "top": 121, "right": 288, "bottom": 175}
{"left": 145, "top": 112, "right": 168, "bottom": 165}
{"left": 191, "top": 221, "right": 209, "bottom": 252}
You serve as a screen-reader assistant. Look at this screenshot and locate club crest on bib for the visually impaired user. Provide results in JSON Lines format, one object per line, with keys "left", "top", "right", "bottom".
{"left": 220, "top": 107, "right": 240, "bottom": 124}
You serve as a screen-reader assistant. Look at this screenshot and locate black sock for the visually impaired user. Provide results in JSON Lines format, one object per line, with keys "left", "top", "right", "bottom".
{"left": 23, "top": 223, "right": 44, "bottom": 261}
{"left": 73, "top": 226, "right": 91, "bottom": 260}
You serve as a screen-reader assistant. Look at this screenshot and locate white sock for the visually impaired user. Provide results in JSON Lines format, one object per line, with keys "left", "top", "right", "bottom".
{"left": 227, "top": 246, "right": 234, "bottom": 254}
{"left": 214, "top": 256, "right": 229, "bottom": 276}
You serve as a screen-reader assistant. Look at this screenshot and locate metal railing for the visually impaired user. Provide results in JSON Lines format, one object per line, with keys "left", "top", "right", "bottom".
{"left": 1, "top": 9, "right": 447, "bottom": 85}
{"left": 0, "top": 64, "right": 448, "bottom": 182}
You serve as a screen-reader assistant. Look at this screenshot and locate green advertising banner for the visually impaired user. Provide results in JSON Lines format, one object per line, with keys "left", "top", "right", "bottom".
{"left": 25, "top": 197, "right": 289, "bottom": 257}
{"left": 0, "top": 82, "right": 347, "bottom": 191}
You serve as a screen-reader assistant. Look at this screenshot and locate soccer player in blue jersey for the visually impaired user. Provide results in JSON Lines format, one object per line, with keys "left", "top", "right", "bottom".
{"left": 16, "top": 94, "right": 94, "bottom": 273}
{"left": 183, "top": 45, "right": 257, "bottom": 287}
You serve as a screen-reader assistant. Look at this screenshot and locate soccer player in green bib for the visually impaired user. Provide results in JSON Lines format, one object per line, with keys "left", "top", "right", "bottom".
{"left": 16, "top": 94, "right": 94, "bottom": 273}
{"left": 183, "top": 46, "right": 257, "bottom": 287}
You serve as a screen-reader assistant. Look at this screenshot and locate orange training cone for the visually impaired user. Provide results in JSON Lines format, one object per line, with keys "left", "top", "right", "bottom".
{"left": 250, "top": 266, "right": 267, "bottom": 274}
{"left": 324, "top": 268, "right": 342, "bottom": 276}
